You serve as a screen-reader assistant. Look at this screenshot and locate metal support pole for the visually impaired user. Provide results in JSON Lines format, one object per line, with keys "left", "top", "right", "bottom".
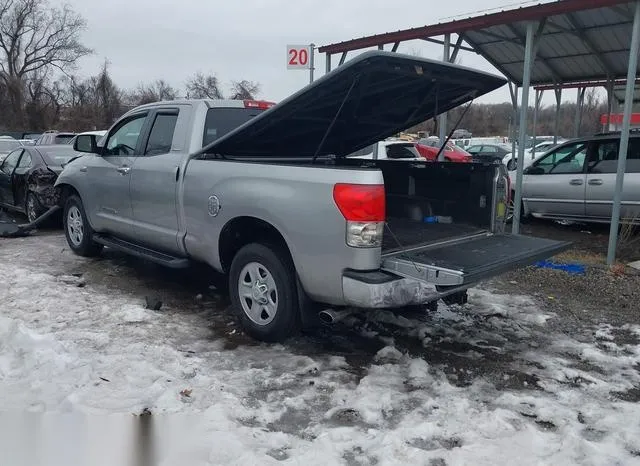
{"left": 326, "top": 53, "right": 332, "bottom": 74}
{"left": 532, "top": 89, "right": 543, "bottom": 161}
{"left": 438, "top": 33, "right": 451, "bottom": 159}
{"left": 509, "top": 82, "right": 518, "bottom": 157}
{"left": 606, "top": 78, "right": 614, "bottom": 131}
{"left": 607, "top": 0, "right": 640, "bottom": 265}
{"left": 512, "top": 21, "right": 536, "bottom": 235}
{"left": 574, "top": 87, "right": 586, "bottom": 138}
{"left": 309, "top": 43, "right": 315, "bottom": 84}
{"left": 553, "top": 87, "right": 562, "bottom": 144}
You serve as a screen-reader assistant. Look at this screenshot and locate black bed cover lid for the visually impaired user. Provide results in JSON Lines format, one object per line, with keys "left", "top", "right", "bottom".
{"left": 201, "top": 51, "right": 506, "bottom": 158}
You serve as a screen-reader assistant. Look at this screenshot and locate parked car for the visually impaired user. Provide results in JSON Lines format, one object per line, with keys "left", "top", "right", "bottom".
{"left": 55, "top": 52, "right": 567, "bottom": 342}
{"left": 415, "top": 138, "right": 472, "bottom": 162}
{"left": 348, "top": 140, "right": 423, "bottom": 161}
{"left": 35, "top": 130, "right": 76, "bottom": 145}
{"left": 509, "top": 132, "right": 640, "bottom": 224}
{"left": 503, "top": 140, "right": 565, "bottom": 170}
{"left": 0, "top": 145, "right": 75, "bottom": 222}
{"left": 0, "top": 139, "right": 24, "bottom": 163}
{"left": 466, "top": 143, "right": 512, "bottom": 162}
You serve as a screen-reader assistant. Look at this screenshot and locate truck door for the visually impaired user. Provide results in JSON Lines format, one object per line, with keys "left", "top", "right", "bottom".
{"left": 129, "top": 107, "right": 182, "bottom": 254}
{"left": 90, "top": 112, "right": 148, "bottom": 239}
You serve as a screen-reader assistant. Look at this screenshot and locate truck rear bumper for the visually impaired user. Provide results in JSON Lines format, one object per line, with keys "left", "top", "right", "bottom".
{"left": 341, "top": 270, "right": 472, "bottom": 309}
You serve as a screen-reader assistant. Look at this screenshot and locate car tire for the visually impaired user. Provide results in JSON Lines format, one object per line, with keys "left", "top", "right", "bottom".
{"left": 63, "top": 195, "right": 103, "bottom": 257}
{"left": 506, "top": 159, "right": 517, "bottom": 171}
{"left": 25, "top": 191, "right": 45, "bottom": 223}
{"left": 229, "top": 243, "right": 300, "bottom": 342}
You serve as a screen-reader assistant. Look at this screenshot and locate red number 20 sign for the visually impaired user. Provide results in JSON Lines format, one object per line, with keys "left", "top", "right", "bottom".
{"left": 287, "top": 45, "right": 311, "bottom": 69}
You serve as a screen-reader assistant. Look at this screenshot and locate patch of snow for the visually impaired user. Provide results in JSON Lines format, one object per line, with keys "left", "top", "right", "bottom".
{"left": 1, "top": 235, "right": 640, "bottom": 465}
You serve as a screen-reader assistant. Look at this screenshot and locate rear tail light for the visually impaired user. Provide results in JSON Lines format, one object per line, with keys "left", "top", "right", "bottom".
{"left": 244, "top": 100, "right": 276, "bottom": 110}
{"left": 333, "top": 184, "right": 385, "bottom": 247}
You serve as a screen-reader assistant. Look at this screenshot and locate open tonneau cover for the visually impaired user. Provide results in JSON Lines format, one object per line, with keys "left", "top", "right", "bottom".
{"left": 201, "top": 51, "right": 506, "bottom": 158}
{"left": 382, "top": 233, "right": 571, "bottom": 286}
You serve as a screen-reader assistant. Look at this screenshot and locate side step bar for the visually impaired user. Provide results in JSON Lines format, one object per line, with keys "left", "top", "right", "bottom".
{"left": 92, "top": 234, "right": 190, "bottom": 269}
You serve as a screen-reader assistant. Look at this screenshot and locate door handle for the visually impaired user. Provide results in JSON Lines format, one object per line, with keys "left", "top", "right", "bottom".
{"left": 569, "top": 179, "right": 584, "bottom": 186}
{"left": 588, "top": 179, "right": 603, "bottom": 186}
{"left": 79, "top": 166, "right": 87, "bottom": 173}
{"left": 116, "top": 166, "right": 131, "bottom": 175}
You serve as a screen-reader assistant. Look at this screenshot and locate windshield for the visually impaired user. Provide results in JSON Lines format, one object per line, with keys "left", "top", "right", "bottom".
{"left": 386, "top": 143, "right": 420, "bottom": 159}
{"left": 40, "top": 149, "right": 78, "bottom": 166}
{"left": 54, "top": 134, "right": 75, "bottom": 144}
{"left": 0, "top": 140, "right": 22, "bottom": 153}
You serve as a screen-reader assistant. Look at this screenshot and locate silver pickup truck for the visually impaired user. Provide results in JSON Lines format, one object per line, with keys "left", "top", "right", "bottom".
{"left": 55, "top": 52, "right": 568, "bottom": 341}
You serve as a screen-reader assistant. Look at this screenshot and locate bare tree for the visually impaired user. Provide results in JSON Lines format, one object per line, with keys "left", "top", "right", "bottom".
{"left": 185, "top": 72, "right": 223, "bottom": 99}
{"left": 229, "top": 80, "right": 260, "bottom": 100}
{"left": 128, "top": 79, "right": 177, "bottom": 105}
{"left": 0, "top": 0, "right": 91, "bottom": 128}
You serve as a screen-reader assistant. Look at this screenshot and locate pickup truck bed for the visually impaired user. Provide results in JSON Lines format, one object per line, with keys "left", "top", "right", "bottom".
{"left": 382, "top": 220, "right": 483, "bottom": 253}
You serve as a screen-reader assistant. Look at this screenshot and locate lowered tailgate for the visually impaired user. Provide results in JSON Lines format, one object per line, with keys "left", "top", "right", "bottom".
{"left": 381, "top": 233, "right": 570, "bottom": 286}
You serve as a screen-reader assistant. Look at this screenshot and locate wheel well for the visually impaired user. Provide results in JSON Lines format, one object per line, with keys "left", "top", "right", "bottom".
{"left": 56, "top": 184, "right": 79, "bottom": 207}
{"left": 219, "top": 216, "right": 292, "bottom": 273}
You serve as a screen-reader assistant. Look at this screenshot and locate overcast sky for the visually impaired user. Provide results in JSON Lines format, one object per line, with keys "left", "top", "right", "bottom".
{"left": 62, "top": 0, "right": 585, "bottom": 107}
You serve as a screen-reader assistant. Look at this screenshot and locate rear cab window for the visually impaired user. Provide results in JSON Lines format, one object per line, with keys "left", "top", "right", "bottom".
{"left": 203, "top": 108, "right": 266, "bottom": 147}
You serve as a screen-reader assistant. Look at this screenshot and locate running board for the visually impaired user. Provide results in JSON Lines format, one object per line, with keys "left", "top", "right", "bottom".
{"left": 92, "top": 234, "right": 190, "bottom": 269}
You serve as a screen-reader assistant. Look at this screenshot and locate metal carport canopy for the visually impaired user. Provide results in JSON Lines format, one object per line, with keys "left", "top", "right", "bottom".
{"left": 319, "top": 0, "right": 638, "bottom": 87}
{"left": 319, "top": 0, "right": 640, "bottom": 266}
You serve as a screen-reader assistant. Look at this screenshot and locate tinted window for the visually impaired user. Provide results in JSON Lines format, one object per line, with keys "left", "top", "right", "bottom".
{"left": 534, "top": 142, "right": 587, "bottom": 174}
{"left": 203, "top": 108, "right": 264, "bottom": 147}
{"left": 482, "top": 145, "right": 498, "bottom": 153}
{"left": 385, "top": 143, "right": 419, "bottom": 159}
{"left": 104, "top": 114, "right": 147, "bottom": 156}
{"left": 589, "top": 138, "right": 640, "bottom": 174}
{"left": 145, "top": 114, "right": 178, "bottom": 156}
{"left": 467, "top": 145, "right": 482, "bottom": 154}
{"left": 1, "top": 149, "right": 23, "bottom": 174}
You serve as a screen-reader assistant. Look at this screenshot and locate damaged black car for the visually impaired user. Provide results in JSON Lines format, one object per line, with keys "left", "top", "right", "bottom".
{"left": 0, "top": 145, "right": 76, "bottom": 222}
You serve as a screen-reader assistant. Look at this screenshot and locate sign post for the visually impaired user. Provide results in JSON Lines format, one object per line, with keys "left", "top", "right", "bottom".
{"left": 286, "top": 44, "right": 315, "bottom": 84}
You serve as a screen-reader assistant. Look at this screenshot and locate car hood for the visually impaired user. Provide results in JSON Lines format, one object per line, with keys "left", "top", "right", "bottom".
{"left": 200, "top": 51, "right": 506, "bottom": 158}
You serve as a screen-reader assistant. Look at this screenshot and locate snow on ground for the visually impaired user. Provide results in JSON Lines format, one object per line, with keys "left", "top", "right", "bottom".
{"left": 1, "top": 234, "right": 639, "bottom": 465}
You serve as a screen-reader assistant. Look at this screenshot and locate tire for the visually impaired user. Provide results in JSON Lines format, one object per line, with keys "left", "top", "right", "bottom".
{"left": 25, "top": 191, "right": 45, "bottom": 223}
{"left": 63, "top": 195, "right": 103, "bottom": 257}
{"left": 229, "top": 243, "right": 300, "bottom": 342}
{"left": 506, "top": 159, "right": 517, "bottom": 171}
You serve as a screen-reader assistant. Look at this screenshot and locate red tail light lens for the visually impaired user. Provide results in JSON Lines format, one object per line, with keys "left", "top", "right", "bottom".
{"left": 244, "top": 100, "right": 276, "bottom": 109}
{"left": 333, "top": 184, "right": 385, "bottom": 221}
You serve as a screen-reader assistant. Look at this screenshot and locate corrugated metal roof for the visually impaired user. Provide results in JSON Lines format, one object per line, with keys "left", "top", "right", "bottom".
{"left": 320, "top": 0, "right": 638, "bottom": 87}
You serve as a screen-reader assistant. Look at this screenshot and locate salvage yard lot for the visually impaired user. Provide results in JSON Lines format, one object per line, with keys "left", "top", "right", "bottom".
{"left": 1, "top": 230, "right": 640, "bottom": 465}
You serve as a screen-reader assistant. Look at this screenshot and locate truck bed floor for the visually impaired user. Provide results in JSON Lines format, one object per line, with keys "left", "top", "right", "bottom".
{"left": 383, "top": 218, "right": 484, "bottom": 253}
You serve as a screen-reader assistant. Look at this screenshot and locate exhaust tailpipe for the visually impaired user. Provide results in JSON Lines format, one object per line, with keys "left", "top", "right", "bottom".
{"left": 318, "top": 309, "right": 351, "bottom": 325}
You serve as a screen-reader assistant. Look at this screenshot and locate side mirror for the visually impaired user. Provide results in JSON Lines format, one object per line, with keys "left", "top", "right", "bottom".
{"left": 74, "top": 135, "right": 98, "bottom": 154}
{"left": 525, "top": 166, "right": 544, "bottom": 175}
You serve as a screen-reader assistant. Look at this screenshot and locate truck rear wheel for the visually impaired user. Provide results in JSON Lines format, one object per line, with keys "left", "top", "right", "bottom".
{"left": 229, "top": 243, "right": 300, "bottom": 342}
